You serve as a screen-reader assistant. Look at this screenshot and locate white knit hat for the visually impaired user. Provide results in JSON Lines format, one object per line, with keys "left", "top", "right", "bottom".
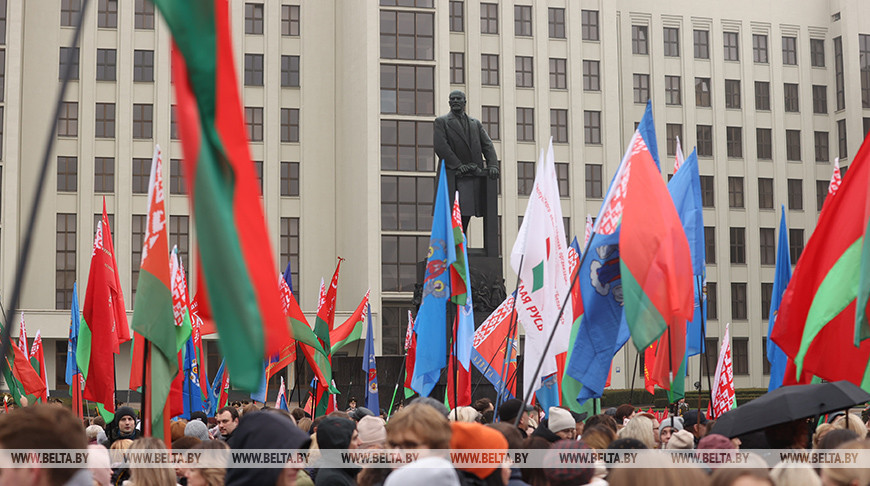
{"left": 547, "top": 407, "right": 576, "bottom": 433}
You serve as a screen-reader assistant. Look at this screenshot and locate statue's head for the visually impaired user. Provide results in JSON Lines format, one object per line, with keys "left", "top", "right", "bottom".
{"left": 449, "top": 90, "right": 467, "bottom": 115}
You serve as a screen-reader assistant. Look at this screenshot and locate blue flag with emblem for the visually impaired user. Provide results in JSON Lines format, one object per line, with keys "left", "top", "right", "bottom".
{"left": 767, "top": 207, "right": 791, "bottom": 391}
{"left": 182, "top": 336, "right": 205, "bottom": 418}
{"left": 363, "top": 303, "right": 379, "bottom": 411}
{"left": 206, "top": 359, "right": 226, "bottom": 417}
{"left": 411, "top": 162, "right": 456, "bottom": 397}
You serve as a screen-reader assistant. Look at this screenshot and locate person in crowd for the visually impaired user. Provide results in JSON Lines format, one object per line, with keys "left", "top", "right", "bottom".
{"left": 410, "top": 397, "right": 450, "bottom": 417}
{"left": 185, "top": 441, "right": 229, "bottom": 486}
{"left": 88, "top": 444, "right": 113, "bottom": 486}
{"left": 659, "top": 416, "right": 684, "bottom": 449}
{"left": 189, "top": 411, "right": 209, "bottom": 426}
{"left": 666, "top": 429, "right": 695, "bottom": 450}
{"left": 291, "top": 408, "right": 307, "bottom": 422}
{"left": 216, "top": 406, "right": 239, "bottom": 442}
{"left": 608, "top": 450, "right": 710, "bottom": 486}
{"left": 488, "top": 423, "right": 529, "bottom": 486}
{"left": 383, "top": 457, "right": 460, "bottom": 486}
{"left": 357, "top": 415, "right": 387, "bottom": 449}
{"left": 520, "top": 436, "right": 551, "bottom": 486}
{"left": 125, "top": 437, "right": 178, "bottom": 486}
{"left": 110, "top": 439, "right": 134, "bottom": 486}
{"left": 171, "top": 420, "right": 188, "bottom": 442}
{"left": 448, "top": 406, "right": 482, "bottom": 423}
{"left": 314, "top": 416, "right": 361, "bottom": 486}
{"left": 225, "top": 411, "right": 312, "bottom": 486}
{"left": 570, "top": 412, "right": 587, "bottom": 439}
{"left": 473, "top": 398, "right": 494, "bottom": 416}
{"left": 346, "top": 398, "right": 358, "bottom": 415}
{"left": 386, "top": 402, "right": 452, "bottom": 452}
{"left": 185, "top": 419, "right": 211, "bottom": 442}
{"left": 450, "top": 421, "right": 510, "bottom": 486}
{"left": 579, "top": 425, "right": 616, "bottom": 450}
{"left": 0, "top": 404, "right": 91, "bottom": 486}
{"left": 481, "top": 410, "right": 495, "bottom": 424}
{"left": 709, "top": 454, "right": 773, "bottom": 486}
{"left": 831, "top": 413, "right": 868, "bottom": 440}
{"left": 297, "top": 417, "right": 313, "bottom": 435}
{"left": 614, "top": 404, "right": 636, "bottom": 427}
{"left": 497, "top": 399, "right": 535, "bottom": 438}
{"left": 546, "top": 408, "right": 577, "bottom": 440}
{"left": 819, "top": 428, "right": 859, "bottom": 450}
{"left": 682, "top": 410, "right": 708, "bottom": 446}
{"left": 770, "top": 462, "right": 821, "bottom": 486}
{"left": 819, "top": 439, "right": 870, "bottom": 486}
{"left": 107, "top": 407, "right": 140, "bottom": 446}
{"left": 813, "top": 422, "right": 834, "bottom": 449}
{"left": 350, "top": 407, "right": 375, "bottom": 422}
{"left": 86, "top": 424, "right": 108, "bottom": 446}
{"left": 764, "top": 418, "right": 809, "bottom": 449}
{"left": 617, "top": 414, "right": 657, "bottom": 449}
{"left": 542, "top": 440, "right": 594, "bottom": 486}
{"left": 584, "top": 414, "right": 618, "bottom": 434}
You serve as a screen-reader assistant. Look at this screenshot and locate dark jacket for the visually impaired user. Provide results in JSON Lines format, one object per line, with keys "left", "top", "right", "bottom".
{"left": 226, "top": 412, "right": 312, "bottom": 486}
{"left": 531, "top": 421, "right": 560, "bottom": 443}
{"left": 508, "top": 467, "right": 531, "bottom": 486}
{"left": 433, "top": 111, "right": 498, "bottom": 217}
{"left": 314, "top": 417, "right": 360, "bottom": 486}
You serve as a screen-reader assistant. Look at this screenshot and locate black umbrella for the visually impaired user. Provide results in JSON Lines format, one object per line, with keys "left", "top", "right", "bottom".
{"left": 709, "top": 381, "right": 870, "bottom": 438}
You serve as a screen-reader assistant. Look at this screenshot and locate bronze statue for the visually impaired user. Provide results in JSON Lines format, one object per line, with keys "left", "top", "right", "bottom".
{"left": 434, "top": 90, "right": 500, "bottom": 231}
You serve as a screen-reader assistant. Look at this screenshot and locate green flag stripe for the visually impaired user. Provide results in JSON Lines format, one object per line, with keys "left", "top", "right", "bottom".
{"left": 620, "top": 263, "right": 668, "bottom": 351}
{"left": 331, "top": 323, "right": 364, "bottom": 353}
{"left": 132, "top": 270, "right": 177, "bottom": 359}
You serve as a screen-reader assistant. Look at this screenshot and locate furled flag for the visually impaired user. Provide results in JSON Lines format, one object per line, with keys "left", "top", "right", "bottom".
{"left": 17, "top": 314, "right": 27, "bottom": 359}
{"left": 829, "top": 157, "right": 842, "bottom": 196}
{"left": 66, "top": 283, "right": 83, "bottom": 418}
{"left": 189, "top": 298, "right": 209, "bottom": 401}
{"left": 404, "top": 311, "right": 417, "bottom": 399}
{"left": 100, "top": 198, "right": 131, "bottom": 353}
{"left": 0, "top": 319, "right": 46, "bottom": 406}
{"left": 672, "top": 136, "right": 685, "bottom": 174}
{"left": 584, "top": 215, "right": 593, "bottom": 247}
{"left": 773, "top": 134, "right": 870, "bottom": 390}
{"left": 560, "top": 237, "right": 594, "bottom": 416}
{"left": 283, "top": 259, "right": 295, "bottom": 296}
{"left": 412, "top": 162, "right": 456, "bottom": 397}
{"left": 767, "top": 207, "right": 792, "bottom": 391}
{"left": 510, "top": 138, "right": 572, "bottom": 397}
{"left": 281, "top": 278, "right": 333, "bottom": 387}
{"left": 363, "top": 303, "right": 379, "bottom": 412}
{"left": 29, "top": 331, "right": 49, "bottom": 403}
{"left": 710, "top": 325, "right": 736, "bottom": 418}
{"left": 207, "top": 359, "right": 229, "bottom": 417}
{"left": 471, "top": 293, "right": 519, "bottom": 401}
{"left": 450, "top": 193, "right": 475, "bottom": 369}
{"left": 276, "top": 376, "right": 289, "bottom": 412}
{"left": 182, "top": 335, "right": 205, "bottom": 418}
{"left": 331, "top": 290, "right": 371, "bottom": 353}
{"left": 168, "top": 247, "right": 194, "bottom": 418}
{"left": 128, "top": 145, "right": 178, "bottom": 440}
{"left": 311, "top": 260, "right": 344, "bottom": 416}
{"left": 151, "top": 0, "right": 292, "bottom": 392}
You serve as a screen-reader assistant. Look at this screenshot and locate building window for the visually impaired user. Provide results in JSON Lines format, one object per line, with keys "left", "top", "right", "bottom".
{"left": 696, "top": 125, "right": 713, "bottom": 157}
{"left": 838, "top": 119, "right": 847, "bottom": 159}
{"left": 786, "top": 130, "right": 801, "bottom": 161}
{"left": 812, "top": 85, "right": 827, "bottom": 114}
{"left": 132, "top": 104, "right": 153, "bottom": 139}
{"left": 59, "top": 47, "right": 79, "bottom": 80}
{"left": 96, "top": 48, "right": 116, "bottom": 81}
{"left": 170, "top": 159, "right": 186, "bottom": 195}
{"left": 555, "top": 163, "right": 569, "bottom": 197}
{"left": 280, "top": 217, "right": 300, "bottom": 297}
{"left": 169, "top": 216, "right": 189, "bottom": 269}
{"left": 481, "top": 106, "right": 499, "bottom": 141}
{"left": 581, "top": 10, "right": 599, "bottom": 41}
{"left": 515, "top": 56, "right": 533, "bottom": 88}
{"left": 245, "top": 3, "right": 264, "bottom": 35}
{"left": 724, "top": 31, "right": 740, "bottom": 61}
{"left": 666, "top": 124, "right": 682, "bottom": 157}
{"left": 702, "top": 336, "right": 720, "bottom": 375}
{"left": 133, "top": 50, "right": 153, "bottom": 82}
{"left": 728, "top": 176, "right": 744, "bottom": 208}
{"left": 281, "top": 108, "right": 299, "bottom": 143}
{"left": 56, "top": 213, "right": 76, "bottom": 309}
{"left": 480, "top": 3, "right": 498, "bottom": 34}
{"left": 550, "top": 58, "right": 567, "bottom": 90}
{"left": 61, "top": 0, "right": 81, "bottom": 27}
{"left": 755, "top": 81, "right": 771, "bottom": 111}
{"left": 707, "top": 283, "right": 718, "bottom": 321}
{"left": 861, "top": 35, "right": 870, "bottom": 108}
{"left": 782, "top": 36, "right": 797, "bottom": 65}
{"left": 58, "top": 102, "right": 78, "bottom": 137}
{"left": 379, "top": 10, "right": 434, "bottom": 61}
{"left": 97, "top": 0, "right": 117, "bottom": 29}
{"left": 783, "top": 83, "right": 799, "bottom": 112}
{"left": 753, "top": 34, "right": 768, "bottom": 63}
{"left": 663, "top": 27, "right": 680, "bottom": 57}
{"left": 450, "top": 52, "right": 465, "bottom": 84}
{"left": 514, "top": 5, "right": 532, "bottom": 37}
{"left": 517, "top": 161, "right": 535, "bottom": 196}
{"left": 548, "top": 8, "right": 565, "bottom": 39}
{"left": 632, "top": 26, "right": 649, "bottom": 55}
{"left": 733, "top": 337, "right": 749, "bottom": 375}
{"left": 244, "top": 53, "right": 264, "bottom": 86}
{"left": 726, "top": 127, "right": 743, "bottom": 158}
{"left": 816, "top": 180, "right": 828, "bottom": 211}
{"left": 57, "top": 156, "right": 77, "bottom": 192}
{"left": 811, "top": 38, "right": 825, "bottom": 67}
{"left": 93, "top": 157, "right": 114, "bottom": 193}
{"left": 449, "top": 1, "right": 464, "bottom": 32}
{"left": 730, "top": 227, "right": 746, "bottom": 264}
{"left": 245, "top": 107, "right": 263, "bottom": 141}
{"left": 665, "top": 76, "right": 681, "bottom": 105}
{"left": 132, "top": 158, "right": 150, "bottom": 194}
{"left": 281, "top": 55, "right": 300, "bottom": 88}
{"left": 581, "top": 60, "right": 598, "bottom": 91}
{"left": 381, "top": 177, "right": 435, "bottom": 232}
{"left": 758, "top": 178, "right": 774, "bottom": 209}
{"left": 787, "top": 179, "right": 803, "bottom": 210}
{"left": 724, "top": 79, "right": 741, "bottom": 109}
{"left": 282, "top": 5, "right": 300, "bottom": 36}
{"left": 94, "top": 102, "right": 115, "bottom": 139}
{"left": 584, "top": 111, "right": 601, "bottom": 145}
{"left": 253, "top": 161, "right": 263, "bottom": 193}
{"left": 550, "top": 109, "right": 568, "bottom": 144}
{"left": 382, "top": 235, "right": 429, "bottom": 292}
{"left": 134, "top": 0, "right": 154, "bottom": 29}
{"left": 586, "top": 164, "right": 602, "bottom": 198}
{"left": 757, "top": 128, "right": 772, "bottom": 160}
{"left": 815, "top": 131, "right": 829, "bottom": 162}
{"left": 516, "top": 107, "right": 534, "bottom": 142}
{"left": 835, "top": 37, "right": 845, "bottom": 110}
{"left": 762, "top": 336, "right": 772, "bottom": 375}
{"left": 759, "top": 227, "right": 775, "bottom": 265}
{"left": 281, "top": 162, "right": 299, "bottom": 197}
{"left": 633, "top": 74, "right": 650, "bottom": 103}
{"left": 380, "top": 120, "right": 434, "bottom": 172}
{"left": 761, "top": 283, "right": 774, "bottom": 320}
{"left": 170, "top": 105, "right": 179, "bottom": 140}
{"left": 789, "top": 228, "right": 804, "bottom": 262}
{"left": 705, "top": 226, "right": 716, "bottom": 264}
{"left": 480, "top": 54, "right": 499, "bottom": 86}
{"left": 695, "top": 77, "right": 711, "bottom": 107}
{"left": 130, "top": 213, "right": 145, "bottom": 301}
{"left": 694, "top": 29, "right": 709, "bottom": 59}
{"left": 700, "top": 175, "right": 714, "bottom": 207}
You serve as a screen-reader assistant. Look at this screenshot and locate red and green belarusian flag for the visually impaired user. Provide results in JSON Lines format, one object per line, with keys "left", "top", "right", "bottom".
{"left": 128, "top": 146, "right": 177, "bottom": 442}
{"left": 151, "top": 0, "right": 292, "bottom": 391}
{"left": 773, "top": 134, "right": 870, "bottom": 391}
{"left": 312, "top": 261, "right": 344, "bottom": 416}
{"left": 331, "top": 291, "right": 371, "bottom": 353}
{"left": 168, "top": 247, "right": 193, "bottom": 419}
{"left": 28, "top": 331, "right": 49, "bottom": 403}
{"left": 269, "top": 275, "right": 332, "bottom": 384}
{"left": 1, "top": 320, "right": 46, "bottom": 405}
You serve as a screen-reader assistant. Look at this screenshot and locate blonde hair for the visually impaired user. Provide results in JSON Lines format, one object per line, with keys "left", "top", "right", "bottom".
{"left": 109, "top": 439, "right": 133, "bottom": 451}
{"left": 128, "top": 437, "right": 176, "bottom": 486}
{"left": 832, "top": 413, "right": 868, "bottom": 439}
{"left": 189, "top": 441, "right": 228, "bottom": 486}
{"left": 771, "top": 462, "right": 821, "bottom": 486}
{"left": 448, "top": 406, "right": 481, "bottom": 423}
{"left": 813, "top": 423, "right": 833, "bottom": 449}
{"left": 821, "top": 439, "right": 870, "bottom": 486}
{"left": 386, "top": 403, "right": 452, "bottom": 449}
{"left": 618, "top": 414, "right": 656, "bottom": 449}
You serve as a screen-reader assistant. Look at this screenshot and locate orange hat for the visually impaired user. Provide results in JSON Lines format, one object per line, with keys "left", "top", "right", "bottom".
{"left": 449, "top": 422, "right": 508, "bottom": 479}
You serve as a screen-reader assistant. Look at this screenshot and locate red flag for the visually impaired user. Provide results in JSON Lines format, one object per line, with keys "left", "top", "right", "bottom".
{"left": 471, "top": 295, "right": 518, "bottom": 399}
{"left": 447, "top": 314, "right": 471, "bottom": 408}
{"left": 101, "top": 199, "right": 131, "bottom": 352}
{"left": 71, "top": 374, "right": 83, "bottom": 419}
{"left": 29, "top": 331, "right": 49, "bottom": 403}
{"left": 17, "top": 314, "right": 28, "bottom": 359}
{"left": 12, "top": 343, "right": 45, "bottom": 400}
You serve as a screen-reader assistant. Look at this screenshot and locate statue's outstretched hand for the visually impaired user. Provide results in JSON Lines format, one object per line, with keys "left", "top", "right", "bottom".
{"left": 487, "top": 166, "right": 500, "bottom": 180}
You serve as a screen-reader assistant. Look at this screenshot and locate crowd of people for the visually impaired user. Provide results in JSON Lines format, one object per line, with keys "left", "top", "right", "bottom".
{"left": 1, "top": 396, "right": 870, "bottom": 486}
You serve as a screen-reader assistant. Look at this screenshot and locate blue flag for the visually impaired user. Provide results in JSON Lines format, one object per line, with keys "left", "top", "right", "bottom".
{"left": 250, "top": 361, "right": 268, "bottom": 403}
{"left": 537, "top": 373, "right": 560, "bottom": 417}
{"left": 65, "top": 282, "right": 81, "bottom": 386}
{"left": 207, "top": 359, "right": 226, "bottom": 417}
{"left": 182, "top": 336, "right": 205, "bottom": 418}
{"left": 283, "top": 260, "right": 294, "bottom": 295}
{"left": 767, "top": 207, "right": 792, "bottom": 391}
{"left": 667, "top": 150, "right": 707, "bottom": 356}
{"left": 411, "top": 162, "right": 456, "bottom": 397}
{"left": 363, "top": 303, "right": 379, "bottom": 411}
